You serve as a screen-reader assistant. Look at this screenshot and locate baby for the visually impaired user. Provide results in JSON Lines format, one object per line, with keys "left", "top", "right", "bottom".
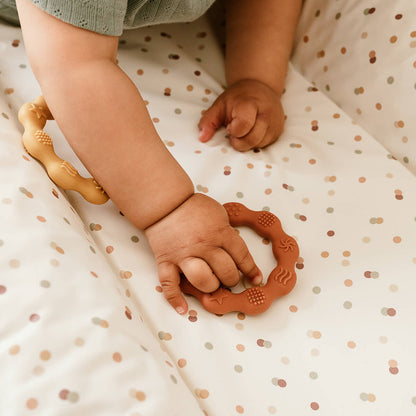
{"left": 11, "top": 0, "right": 301, "bottom": 314}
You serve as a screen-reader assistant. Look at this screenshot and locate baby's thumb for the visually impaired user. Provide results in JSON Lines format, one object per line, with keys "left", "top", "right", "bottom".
{"left": 198, "top": 98, "right": 226, "bottom": 143}
{"left": 158, "top": 263, "right": 188, "bottom": 315}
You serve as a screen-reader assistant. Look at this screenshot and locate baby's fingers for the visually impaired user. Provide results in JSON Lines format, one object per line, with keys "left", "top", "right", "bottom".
{"left": 158, "top": 262, "right": 188, "bottom": 315}
{"left": 222, "top": 230, "right": 263, "bottom": 285}
{"left": 229, "top": 115, "right": 268, "bottom": 152}
{"left": 227, "top": 99, "right": 258, "bottom": 138}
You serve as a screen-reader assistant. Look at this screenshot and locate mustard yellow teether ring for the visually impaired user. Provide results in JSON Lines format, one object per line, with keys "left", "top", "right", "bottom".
{"left": 18, "top": 96, "right": 108, "bottom": 204}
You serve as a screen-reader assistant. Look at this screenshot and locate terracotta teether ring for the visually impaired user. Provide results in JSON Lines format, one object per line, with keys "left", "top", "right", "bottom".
{"left": 18, "top": 96, "right": 108, "bottom": 204}
{"left": 180, "top": 202, "right": 299, "bottom": 316}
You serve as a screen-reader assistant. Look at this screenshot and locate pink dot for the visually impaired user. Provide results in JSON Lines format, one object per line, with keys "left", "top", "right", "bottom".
{"left": 0, "top": 285, "right": 6, "bottom": 294}
{"left": 29, "top": 313, "right": 40, "bottom": 322}
{"left": 277, "top": 379, "right": 287, "bottom": 387}
{"left": 59, "top": 389, "right": 70, "bottom": 400}
{"left": 387, "top": 308, "right": 396, "bottom": 316}
{"left": 311, "top": 402, "right": 319, "bottom": 410}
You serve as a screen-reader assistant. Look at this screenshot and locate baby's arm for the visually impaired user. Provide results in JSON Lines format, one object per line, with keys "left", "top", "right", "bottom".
{"left": 16, "top": 0, "right": 262, "bottom": 314}
{"left": 199, "top": 0, "right": 302, "bottom": 150}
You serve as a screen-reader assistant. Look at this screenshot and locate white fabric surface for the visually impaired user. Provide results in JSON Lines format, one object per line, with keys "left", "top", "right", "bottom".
{"left": 1, "top": 1, "right": 416, "bottom": 415}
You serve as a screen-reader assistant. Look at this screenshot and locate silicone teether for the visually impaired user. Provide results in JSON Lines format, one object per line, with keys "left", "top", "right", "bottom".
{"left": 18, "top": 96, "right": 109, "bottom": 204}
{"left": 180, "top": 202, "right": 299, "bottom": 315}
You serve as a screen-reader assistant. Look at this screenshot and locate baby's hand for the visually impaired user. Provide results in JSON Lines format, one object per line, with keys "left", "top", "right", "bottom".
{"left": 144, "top": 193, "right": 263, "bottom": 314}
{"left": 198, "top": 79, "right": 285, "bottom": 151}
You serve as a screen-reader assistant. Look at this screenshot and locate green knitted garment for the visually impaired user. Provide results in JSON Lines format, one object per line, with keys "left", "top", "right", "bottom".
{"left": 0, "top": 0, "right": 216, "bottom": 35}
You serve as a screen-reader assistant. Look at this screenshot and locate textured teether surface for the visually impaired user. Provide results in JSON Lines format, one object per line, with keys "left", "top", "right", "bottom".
{"left": 18, "top": 96, "right": 109, "bottom": 205}
{"left": 180, "top": 202, "right": 299, "bottom": 315}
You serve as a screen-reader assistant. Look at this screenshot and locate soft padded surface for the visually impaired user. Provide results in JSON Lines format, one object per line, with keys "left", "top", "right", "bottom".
{"left": 1, "top": 2, "right": 416, "bottom": 415}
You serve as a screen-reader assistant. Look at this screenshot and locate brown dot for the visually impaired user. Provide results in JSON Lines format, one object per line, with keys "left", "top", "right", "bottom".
{"left": 125, "top": 306, "right": 132, "bottom": 320}
{"left": 390, "top": 35, "right": 398, "bottom": 43}
{"left": 341, "top": 47, "right": 347, "bottom": 54}
{"left": 369, "top": 50, "right": 376, "bottom": 58}
{"left": 327, "top": 230, "right": 335, "bottom": 237}
{"left": 311, "top": 402, "right": 319, "bottom": 410}
{"left": 188, "top": 316, "right": 197, "bottom": 322}
{"left": 12, "top": 39, "right": 20, "bottom": 47}
{"left": 321, "top": 251, "right": 329, "bottom": 258}
{"left": 376, "top": 102, "right": 382, "bottom": 110}
{"left": 393, "top": 236, "right": 402, "bottom": 243}
{"left": 59, "top": 389, "right": 70, "bottom": 400}
{"left": 90, "top": 271, "right": 98, "bottom": 278}
{"left": 289, "top": 305, "right": 298, "bottom": 312}
{"left": 395, "top": 14, "right": 402, "bottom": 20}
{"left": 387, "top": 308, "right": 396, "bottom": 316}
{"left": 359, "top": 176, "right": 366, "bottom": 183}
{"left": 277, "top": 379, "right": 287, "bottom": 387}
{"left": 354, "top": 135, "right": 362, "bottom": 141}
{"left": 36, "top": 216, "right": 46, "bottom": 222}
{"left": 106, "top": 246, "right": 114, "bottom": 254}
{"left": 369, "top": 57, "right": 376, "bottom": 64}
{"left": 389, "top": 367, "right": 399, "bottom": 374}
{"left": 299, "top": 215, "right": 307, "bottom": 221}
{"left": 112, "top": 352, "right": 122, "bottom": 362}
{"left": 303, "top": 35, "right": 309, "bottom": 43}
{"left": 26, "top": 398, "right": 38, "bottom": 409}
{"left": 137, "top": 69, "right": 144, "bottom": 75}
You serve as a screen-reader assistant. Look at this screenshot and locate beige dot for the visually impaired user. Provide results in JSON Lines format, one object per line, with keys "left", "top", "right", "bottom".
{"left": 50, "top": 259, "right": 59, "bottom": 267}
{"left": 368, "top": 394, "right": 376, "bottom": 402}
{"left": 281, "top": 356, "right": 290, "bottom": 364}
{"left": 9, "top": 345, "right": 20, "bottom": 355}
{"left": 178, "top": 358, "right": 187, "bottom": 368}
{"left": 388, "top": 359, "right": 398, "bottom": 367}
{"left": 235, "top": 323, "right": 244, "bottom": 330}
{"left": 312, "top": 331, "right": 322, "bottom": 339}
{"left": 282, "top": 156, "right": 289, "bottom": 162}
{"left": 236, "top": 405, "right": 244, "bottom": 414}
{"left": 74, "top": 337, "right": 84, "bottom": 347}
{"left": 347, "top": 341, "right": 356, "bottom": 349}
{"left": 342, "top": 260, "right": 350, "bottom": 267}
{"left": 362, "top": 236, "right": 371, "bottom": 243}
{"left": 199, "top": 389, "right": 209, "bottom": 399}
{"left": 389, "top": 284, "right": 398, "bottom": 292}
{"left": 100, "top": 320, "right": 109, "bottom": 328}
{"left": 36, "top": 216, "right": 46, "bottom": 222}
{"left": 9, "top": 259, "right": 20, "bottom": 268}
{"left": 135, "top": 391, "right": 146, "bottom": 401}
{"left": 113, "top": 352, "right": 122, "bottom": 362}
{"left": 26, "top": 398, "right": 38, "bottom": 409}
{"left": 311, "top": 348, "right": 320, "bottom": 356}
{"left": 379, "top": 336, "right": 388, "bottom": 344}
{"left": 33, "top": 365, "right": 44, "bottom": 376}
{"left": 40, "top": 350, "right": 51, "bottom": 361}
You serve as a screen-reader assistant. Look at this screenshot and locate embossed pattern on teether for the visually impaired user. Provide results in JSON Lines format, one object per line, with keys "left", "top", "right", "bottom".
{"left": 273, "top": 267, "right": 293, "bottom": 286}
{"left": 225, "top": 202, "right": 242, "bottom": 217}
{"left": 258, "top": 212, "right": 277, "bottom": 227}
{"left": 35, "top": 130, "right": 53, "bottom": 146}
{"left": 60, "top": 161, "right": 78, "bottom": 177}
{"left": 279, "top": 238, "right": 297, "bottom": 252}
{"left": 246, "top": 287, "right": 266, "bottom": 305}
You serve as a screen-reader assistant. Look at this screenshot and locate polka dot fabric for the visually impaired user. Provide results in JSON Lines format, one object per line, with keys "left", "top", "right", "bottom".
{"left": 292, "top": 0, "right": 416, "bottom": 174}
{"left": 1, "top": 4, "right": 416, "bottom": 416}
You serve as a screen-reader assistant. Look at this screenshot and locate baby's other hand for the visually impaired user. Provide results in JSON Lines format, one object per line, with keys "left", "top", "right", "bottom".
{"left": 198, "top": 79, "right": 285, "bottom": 151}
{"left": 144, "top": 193, "right": 262, "bottom": 315}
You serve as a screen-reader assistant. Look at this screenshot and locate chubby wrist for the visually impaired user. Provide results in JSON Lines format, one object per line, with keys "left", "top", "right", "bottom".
{"left": 226, "top": 77, "right": 284, "bottom": 98}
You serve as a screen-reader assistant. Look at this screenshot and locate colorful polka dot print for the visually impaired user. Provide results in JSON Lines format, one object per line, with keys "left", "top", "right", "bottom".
{"left": 1, "top": 2, "right": 416, "bottom": 415}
